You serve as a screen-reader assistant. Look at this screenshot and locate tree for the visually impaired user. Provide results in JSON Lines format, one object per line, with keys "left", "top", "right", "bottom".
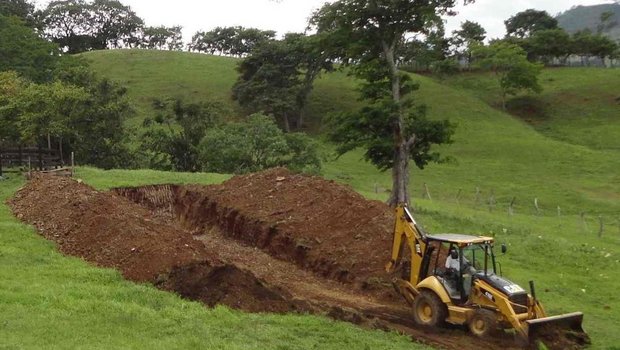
{"left": 41, "top": 0, "right": 143, "bottom": 53}
{"left": 0, "top": 71, "right": 27, "bottom": 146}
{"left": 88, "top": 0, "right": 144, "bottom": 49}
{"left": 0, "top": 14, "right": 59, "bottom": 82}
{"left": 0, "top": 0, "right": 37, "bottom": 27}
{"left": 141, "top": 99, "right": 226, "bottom": 171}
{"left": 140, "top": 25, "right": 183, "bottom": 50}
{"left": 505, "top": 9, "right": 558, "bottom": 38}
{"left": 9, "top": 81, "right": 88, "bottom": 168}
{"left": 473, "top": 41, "right": 543, "bottom": 109}
{"left": 572, "top": 29, "right": 619, "bottom": 65}
{"left": 232, "top": 33, "right": 332, "bottom": 131}
{"left": 452, "top": 20, "right": 486, "bottom": 66}
{"left": 310, "top": 0, "right": 466, "bottom": 206}
{"left": 190, "top": 26, "right": 275, "bottom": 56}
{"left": 527, "top": 29, "right": 572, "bottom": 64}
{"left": 198, "top": 114, "right": 321, "bottom": 174}
{"left": 47, "top": 55, "right": 136, "bottom": 169}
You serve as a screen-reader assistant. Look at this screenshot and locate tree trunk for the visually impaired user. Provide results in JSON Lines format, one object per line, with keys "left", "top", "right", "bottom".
{"left": 38, "top": 142, "right": 43, "bottom": 171}
{"left": 383, "top": 41, "right": 411, "bottom": 207}
{"left": 282, "top": 114, "right": 291, "bottom": 133}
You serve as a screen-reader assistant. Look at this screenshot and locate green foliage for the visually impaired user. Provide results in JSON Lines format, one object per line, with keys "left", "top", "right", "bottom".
{"left": 0, "top": 55, "right": 135, "bottom": 169}
{"left": 0, "top": 71, "right": 26, "bottom": 144}
{"left": 505, "top": 9, "right": 558, "bottom": 38}
{"left": 451, "top": 20, "right": 486, "bottom": 65}
{"left": 572, "top": 29, "right": 619, "bottom": 60}
{"left": 140, "top": 25, "right": 183, "bottom": 51}
{"left": 0, "top": 14, "right": 59, "bottom": 82}
{"left": 198, "top": 114, "right": 321, "bottom": 174}
{"left": 232, "top": 33, "right": 332, "bottom": 131}
{"left": 189, "top": 26, "right": 276, "bottom": 57}
{"left": 41, "top": 0, "right": 143, "bottom": 53}
{"left": 0, "top": 0, "right": 36, "bottom": 27}
{"left": 326, "top": 98, "right": 454, "bottom": 171}
{"left": 527, "top": 29, "right": 572, "bottom": 63}
{"left": 311, "top": 0, "right": 469, "bottom": 205}
{"left": 473, "top": 41, "right": 543, "bottom": 108}
{"left": 141, "top": 98, "right": 226, "bottom": 171}
{"left": 10, "top": 81, "right": 88, "bottom": 143}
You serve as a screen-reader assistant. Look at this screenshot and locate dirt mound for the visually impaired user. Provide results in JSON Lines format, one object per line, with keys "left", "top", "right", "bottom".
{"left": 8, "top": 175, "right": 293, "bottom": 313}
{"left": 169, "top": 168, "right": 395, "bottom": 290}
{"left": 158, "top": 262, "right": 305, "bottom": 313}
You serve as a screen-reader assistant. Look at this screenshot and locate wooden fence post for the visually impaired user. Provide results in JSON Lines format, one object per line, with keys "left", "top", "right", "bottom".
{"left": 534, "top": 198, "right": 541, "bottom": 215}
{"left": 71, "top": 152, "right": 75, "bottom": 177}
{"left": 424, "top": 183, "right": 432, "bottom": 201}
{"left": 598, "top": 216, "right": 604, "bottom": 238}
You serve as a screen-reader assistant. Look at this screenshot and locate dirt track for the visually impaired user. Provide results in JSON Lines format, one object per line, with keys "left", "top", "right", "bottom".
{"left": 9, "top": 170, "right": 560, "bottom": 350}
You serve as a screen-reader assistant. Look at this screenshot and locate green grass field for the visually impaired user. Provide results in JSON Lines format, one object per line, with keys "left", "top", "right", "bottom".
{"left": 3, "top": 49, "right": 618, "bottom": 348}
{"left": 0, "top": 171, "right": 425, "bottom": 350}
{"left": 441, "top": 68, "right": 620, "bottom": 151}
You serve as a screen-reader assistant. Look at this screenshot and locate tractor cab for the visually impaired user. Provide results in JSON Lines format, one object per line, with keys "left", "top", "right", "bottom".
{"left": 421, "top": 234, "right": 499, "bottom": 304}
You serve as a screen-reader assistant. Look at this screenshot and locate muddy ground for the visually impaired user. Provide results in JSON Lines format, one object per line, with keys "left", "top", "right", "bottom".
{"left": 8, "top": 169, "right": 582, "bottom": 350}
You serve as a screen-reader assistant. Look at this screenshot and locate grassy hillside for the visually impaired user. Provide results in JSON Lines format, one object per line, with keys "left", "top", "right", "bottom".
{"left": 50, "top": 49, "right": 620, "bottom": 347}
{"left": 441, "top": 68, "right": 620, "bottom": 151}
{"left": 0, "top": 171, "right": 424, "bottom": 350}
{"left": 83, "top": 50, "right": 242, "bottom": 127}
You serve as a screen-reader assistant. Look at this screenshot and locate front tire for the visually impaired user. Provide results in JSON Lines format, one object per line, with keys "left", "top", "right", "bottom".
{"left": 412, "top": 290, "right": 447, "bottom": 327}
{"left": 468, "top": 309, "right": 498, "bottom": 337}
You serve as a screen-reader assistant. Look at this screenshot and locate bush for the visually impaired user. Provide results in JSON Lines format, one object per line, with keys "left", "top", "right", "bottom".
{"left": 199, "top": 114, "right": 321, "bottom": 174}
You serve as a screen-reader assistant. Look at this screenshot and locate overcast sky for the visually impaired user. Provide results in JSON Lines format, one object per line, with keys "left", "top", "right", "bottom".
{"left": 34, "top": 0, "right": 615, "bottom": 41}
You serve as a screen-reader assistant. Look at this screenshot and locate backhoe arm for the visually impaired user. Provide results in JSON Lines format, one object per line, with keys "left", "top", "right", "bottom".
{"left": 385, "top": 204, "right": 427, "bottom": 284}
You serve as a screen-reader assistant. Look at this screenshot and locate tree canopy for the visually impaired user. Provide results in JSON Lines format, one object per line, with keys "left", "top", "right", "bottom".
{"left": 311, "top": 0, "right": 468, "bottom": 206}
{"left": 0, "top": 14, "right": 59, "bottom": 82}
{"left": 41, "top": 0, "right": 143, "bottom": 53}
{"left": 505, "top": 9, "right": 558, "bottom": 38}
{"left": 232, "top": 33, "right": 332, "bottom": 131}
{"left": 473, "top": 41, "right": 543, "bottom": 109}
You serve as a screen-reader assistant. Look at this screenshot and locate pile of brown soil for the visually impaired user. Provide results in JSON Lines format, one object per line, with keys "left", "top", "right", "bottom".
{"left": 168, "top": 168, "right": 395, "bottom": 289}
{"left": 8, "top": 175, "right": 297, "bottom": 313}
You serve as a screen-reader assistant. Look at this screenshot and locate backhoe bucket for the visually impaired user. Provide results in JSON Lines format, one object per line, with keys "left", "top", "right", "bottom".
{"left": 527, "top": 312, "right": 589, "bottom": 347}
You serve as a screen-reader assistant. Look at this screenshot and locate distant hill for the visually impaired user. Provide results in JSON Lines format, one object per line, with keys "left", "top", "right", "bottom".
{"left": 556, "top": 2, "right": 620, "bottom": 40}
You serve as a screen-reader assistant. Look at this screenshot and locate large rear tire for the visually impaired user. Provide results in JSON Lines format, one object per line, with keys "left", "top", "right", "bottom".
{"left": 412, "top": 290, "right": 447, "bottom": 327}
{"left": 468, "top": 309, "right": 498, "bottom": 337}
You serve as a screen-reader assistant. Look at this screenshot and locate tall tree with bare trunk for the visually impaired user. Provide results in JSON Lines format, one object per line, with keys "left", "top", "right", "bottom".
{"left": 311, "top": 0, "right": 470, "bottom": 206}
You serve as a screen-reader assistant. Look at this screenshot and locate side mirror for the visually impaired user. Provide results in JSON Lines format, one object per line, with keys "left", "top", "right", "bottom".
{"left": 501, "top": 243, "right": 507, "bottom": 254}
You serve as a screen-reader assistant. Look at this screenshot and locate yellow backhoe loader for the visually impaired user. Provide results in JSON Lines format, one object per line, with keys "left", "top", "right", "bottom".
{"left": 386, "top": 204, "right": 587, "bottom": 344}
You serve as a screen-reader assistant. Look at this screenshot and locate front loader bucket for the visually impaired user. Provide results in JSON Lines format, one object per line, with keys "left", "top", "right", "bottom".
{"left": 527, "top": 312, "right": 590, "bottom": 348}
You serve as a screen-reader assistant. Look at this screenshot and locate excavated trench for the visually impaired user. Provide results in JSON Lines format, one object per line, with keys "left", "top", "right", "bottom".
{"left": 9, "top": 171, "right": 584, "bottom": 350}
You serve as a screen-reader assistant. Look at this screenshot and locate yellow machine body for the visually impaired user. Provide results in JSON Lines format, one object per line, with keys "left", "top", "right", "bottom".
{"left": 386, "top": 204, "right": 586, "bottom": 342}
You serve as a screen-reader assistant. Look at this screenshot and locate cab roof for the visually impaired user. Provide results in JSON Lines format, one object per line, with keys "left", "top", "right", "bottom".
{"left": 426, "top": 233, "right": 494, "bottom": 245}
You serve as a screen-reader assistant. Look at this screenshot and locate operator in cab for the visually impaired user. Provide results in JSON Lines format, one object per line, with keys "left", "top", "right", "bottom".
{"left": 445, "top": 248, "right": 476, "bottom": 298}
